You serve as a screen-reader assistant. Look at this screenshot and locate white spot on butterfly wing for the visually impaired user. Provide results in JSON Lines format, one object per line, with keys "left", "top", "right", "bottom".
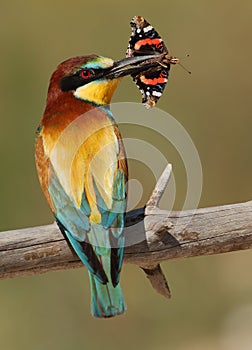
{"left": 143, "top": 25, "right": 153, "bottom": 33}
{"left": 152, "top": 91, "right": 162, "bottom": 97}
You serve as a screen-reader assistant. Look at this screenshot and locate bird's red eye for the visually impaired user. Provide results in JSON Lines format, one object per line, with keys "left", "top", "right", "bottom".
{"left": 80, "top": 69, "right": 92, "bottom": 79}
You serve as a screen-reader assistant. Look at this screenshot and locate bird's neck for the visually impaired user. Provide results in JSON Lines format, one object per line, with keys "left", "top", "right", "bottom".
{"left": 41, "top": 92, "right": 114, "bottom": 131}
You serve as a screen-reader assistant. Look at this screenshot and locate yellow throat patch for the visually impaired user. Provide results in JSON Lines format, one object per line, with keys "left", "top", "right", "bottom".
{"left": 74, "top": 78, "right": 121, "bottom": 105}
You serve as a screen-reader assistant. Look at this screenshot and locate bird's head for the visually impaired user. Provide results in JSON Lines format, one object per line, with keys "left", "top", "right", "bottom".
{"left": 46, "top": 54, "right": 157, "bottom": 106}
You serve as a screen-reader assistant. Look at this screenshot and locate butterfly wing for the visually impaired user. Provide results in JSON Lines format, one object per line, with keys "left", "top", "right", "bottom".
{"left": 126, "top": 16, "right": 170, "bottom": 108}
{"left": 126, "top": 16, "right": 168, "bottom": 57}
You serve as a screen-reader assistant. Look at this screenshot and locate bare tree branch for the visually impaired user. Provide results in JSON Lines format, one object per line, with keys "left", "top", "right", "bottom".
{"left": 1, "top": 164, "right": 252, "bottom": 298}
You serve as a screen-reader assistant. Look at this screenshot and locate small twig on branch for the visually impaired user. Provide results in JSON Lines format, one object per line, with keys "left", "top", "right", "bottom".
{"left": 146, "top": 163, "right": 172, "bottom": 208}
{"left": 1, "top": 164, "right": 252, "bottom": 299}
{"left": 143, "top": 164, "right": 173, "bottom": 298}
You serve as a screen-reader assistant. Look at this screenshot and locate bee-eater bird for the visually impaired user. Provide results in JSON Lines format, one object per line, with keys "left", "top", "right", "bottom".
{"left": 35, "top": 54, "right": 157, "bottom": 318}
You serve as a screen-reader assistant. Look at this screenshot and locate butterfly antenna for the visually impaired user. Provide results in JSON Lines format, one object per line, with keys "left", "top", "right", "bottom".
{"left": 178, "top": 62, "right": 191, "bottom": 74}
{"left": 178, "top": 54, "right": 191, "bottom": 74}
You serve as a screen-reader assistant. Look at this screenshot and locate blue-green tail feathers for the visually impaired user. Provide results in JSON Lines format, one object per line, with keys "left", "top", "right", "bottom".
{"left": 89, "top": 273, "right": 125, "bottom": 318}
{"left": 89, "top": 253, "right": 125, "bottom": 318}
{"left": 87, "top": 224, "right": 126, "bottom": 317}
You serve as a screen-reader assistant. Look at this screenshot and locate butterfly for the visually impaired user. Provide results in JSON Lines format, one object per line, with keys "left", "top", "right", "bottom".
{"left": 126, "top": 16, "right": 179, "bottom": 108}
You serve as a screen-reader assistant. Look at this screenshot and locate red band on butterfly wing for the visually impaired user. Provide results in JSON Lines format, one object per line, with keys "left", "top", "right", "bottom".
{"left": 134, "top": 38, "right": 164, "bottom": 51}
{"left": 140, "top": 75, "right": 167, "bottom": 85}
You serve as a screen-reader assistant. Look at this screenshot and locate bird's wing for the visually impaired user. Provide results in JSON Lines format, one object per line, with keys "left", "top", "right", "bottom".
{"left": 35, "top": 107, "right": 127, "bottom": 284}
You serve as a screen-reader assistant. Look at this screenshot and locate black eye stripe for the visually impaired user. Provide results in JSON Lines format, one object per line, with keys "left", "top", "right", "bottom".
{"left": 59, "top": 67, "right": 112, "bottom": 92}
{"left": 60, "top": 75, "right": 86, "bottom": 92}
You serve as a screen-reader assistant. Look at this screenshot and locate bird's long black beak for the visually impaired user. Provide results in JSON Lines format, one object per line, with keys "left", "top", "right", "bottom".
{"left": 105, "top": 55, "right": 160, "bottom": 79}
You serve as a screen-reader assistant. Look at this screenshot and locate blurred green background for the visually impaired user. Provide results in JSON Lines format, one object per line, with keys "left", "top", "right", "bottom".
{"left": 1, "top": 0, "right": 252, "bottom": 349}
